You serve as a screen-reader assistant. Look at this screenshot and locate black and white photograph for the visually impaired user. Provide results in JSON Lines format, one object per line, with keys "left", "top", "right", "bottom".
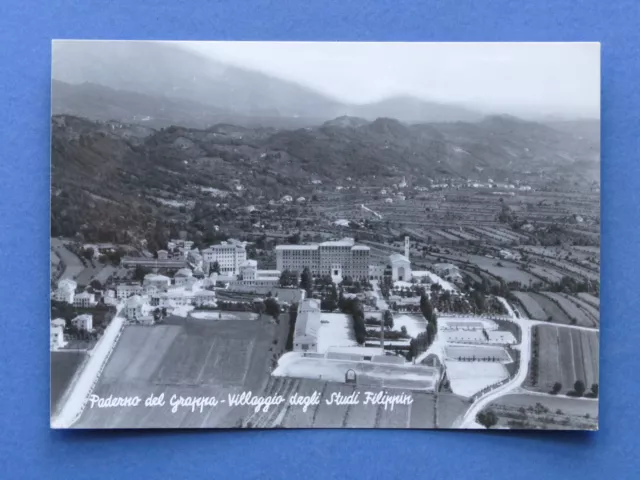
{"left": 50, "top": 41, "right": 600, "bottom": 430}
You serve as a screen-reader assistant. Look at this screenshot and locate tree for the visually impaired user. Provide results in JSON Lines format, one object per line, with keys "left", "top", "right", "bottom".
{"left": 285, "top": 303, "right": 298, "bottom": 350}
{"left": 476, "top": 410, "right": 498, "bottom": 429}
{"left": 264, "top": 297, "right": 280, "bottom": 320}
{"left": 211, "top": 261, "right": 221, "bottom": 274}
{"left": 287, "top": 232, "right": 301, "bottom": 244}
{"left": 320, "top": 298, "right": 337, "bottom": 311}
{"left": 590, "top": 383, "right": 599, "bottom": 397}
{"left": 82, "top": 247, "right": 95, "bottom": 261}
{"left": 300, "top": 267, "right": 313, "bottom": 293}
{"left": 551, "top": 382, "right": 562, "bottom": 395}
{"left": 573, "top": 380, "right": 586, "bottom": 397}
{"left": 279, "top": 269, "right": 298, "bottom": 287}
{"left": 133, "top": 265, "right": 151, "bottom": 283}
{"left": 420, "top": 291, "right": 433, "bottom": 322}
{"left": 383, "top": 310, "right": 394, "bottom": 329}
{"left": 431, "top": 312, "right": 438, "bottom": 329}
{"left": 90, "top": 279, "right": 103, "bottom": 291}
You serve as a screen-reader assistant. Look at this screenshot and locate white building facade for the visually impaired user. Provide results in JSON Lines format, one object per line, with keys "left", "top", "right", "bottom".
{"left": 275, "top": 238, "right": 370, "bottom": 280}
{"left": 53, "top": 279, "right": 77, "bottom": 304}
{"left": 202, "top": 239, "right": 247, "bottom": 275}
{"left": 116, "top": 283, "right": 143, "bottom": 300}
{"left": 72, "top": 314, "right": 93, "bottom": 331}
{"left": 293, "top": 299, "right": 321, "bottom": 352}
{"left": 73, "top": 291, "right": 97, "bottom": 308}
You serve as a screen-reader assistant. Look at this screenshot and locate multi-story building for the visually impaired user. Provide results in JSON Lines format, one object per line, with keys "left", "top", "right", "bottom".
{"left": 368, "top": 264, "right": 386, "bottom": 281}
{"left": 173, "top": 268, "right": 193, "bottom": 287}
{"left": 293, "top": 299, "right": 321, "bottom": 352}
{"left": 73, "top": 291, "right": 97, "bottom": 308}
{"left": 50, "top": 318, "right": 67, "bottom": 351}
{"left": 193, "top": 290, "right": 217, "bottom": 307}
{"left": 143, "top": 273, "right": 171, "bottom": 290}
{"left": 151, "top": 288, "right": 194, "bottom": 308}
{"left": 124, "top": 295, "right": 153, "bottom": 323}
{"left": 275, "top": 238, "right": 370, "bottom": 280}
{"left": 116, "top": 283, "right": 143, "bottom": 300}
{"left": 71, "top": 314, "right": 93, "bottom": 331}
{"left": 53, "top": 279, "right": 77, "bottom": 304}
{"left": 228, "top": 260, "right": 280, "bottom": 289}
{"left": 202, "top": 239, "right": 247, "bottom": 275}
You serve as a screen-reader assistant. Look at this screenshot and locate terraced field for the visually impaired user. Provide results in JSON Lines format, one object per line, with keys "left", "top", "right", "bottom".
{"left": 465, "top": 255, "right": 539, "bottom": 285}
{"left": 565, "top": 294, "right": 599, "bottom": 321}
{"left": 512, "top": 291, "right": 548, "bottom": 320}
{"left": 578, "top": 292, "right": 600, "bottom": 308}
{"left": 525, "top": 325, "right": 599, "bottom": 396}
{"left": 526, "top": 292, "right": 573, "bottom": 325}
{"left": 527, "top": 265, "right": 564, "bottom": 283}
{"left": 542, "top": 292, "right": 597, "bottom": 327}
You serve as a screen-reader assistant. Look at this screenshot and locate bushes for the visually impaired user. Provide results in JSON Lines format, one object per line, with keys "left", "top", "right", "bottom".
{"left": 340, "top": 297, "right": 366, "bottom": 344}
{"left": 285, "top": 303, "right": 298, "bottom": 351}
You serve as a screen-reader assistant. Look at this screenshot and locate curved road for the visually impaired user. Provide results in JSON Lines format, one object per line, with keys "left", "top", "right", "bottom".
{"left": 455, "top": 300, "right": 533, "bottom": 428}
{"left": 456, "top": 320, "right": 532, "bottom": 428}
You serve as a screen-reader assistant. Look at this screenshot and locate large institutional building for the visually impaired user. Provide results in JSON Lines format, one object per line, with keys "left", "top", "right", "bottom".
{"left": 276, "top": 238, "right": 370, "bottom": 281}
{"left": 202, "top": 239, "right": 247, "bottom": 275}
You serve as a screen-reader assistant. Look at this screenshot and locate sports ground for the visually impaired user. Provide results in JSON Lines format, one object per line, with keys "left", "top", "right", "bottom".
{"left": 72, "top": 316, "right": 277, "bottom": 428}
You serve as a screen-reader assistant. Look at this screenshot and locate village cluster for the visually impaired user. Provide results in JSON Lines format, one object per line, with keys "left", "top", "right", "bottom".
{"left": 50, "top": 165, "right": 600, "bottom": 431}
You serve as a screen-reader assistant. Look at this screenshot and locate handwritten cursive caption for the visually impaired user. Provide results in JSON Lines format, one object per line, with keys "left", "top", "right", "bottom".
{"left": 87, "top": 390, "right": 413, "bottom": 414}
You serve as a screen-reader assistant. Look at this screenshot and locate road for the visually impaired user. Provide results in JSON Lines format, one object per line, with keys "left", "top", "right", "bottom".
{"left": 51, "top": 238, "right": 84, "bottom": 281}
{"left": 371, "top": 280, "right": 389, "bottom": 310}
{"left": 455, "top": 299, "right": 532, "bottom": 428}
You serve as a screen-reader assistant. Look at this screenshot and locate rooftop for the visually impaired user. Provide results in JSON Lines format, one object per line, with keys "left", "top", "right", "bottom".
{"left": 125, "top": 295, "right": 144, "bottom": 307}
{"left": 51, "top": 318, "right": 66, "bottom": 328}
{"left": 389, "top": 253, "right": 410, "bottom": 263}
{"left": 144, "top": 273, "right": 171, "bottom": 281}
{"left": 276, "top": 238, "right": 369, "bottom": 251}
{"left": 276, "top": 244, "right": 319, "bottom": 251}
{"left": 174, "top": 268, "right": 193, "bottom": 277}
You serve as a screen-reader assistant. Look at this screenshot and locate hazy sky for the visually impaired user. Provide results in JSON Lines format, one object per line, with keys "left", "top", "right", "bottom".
{"left": 184, "top": 42, "right": 600, "bottom": 118}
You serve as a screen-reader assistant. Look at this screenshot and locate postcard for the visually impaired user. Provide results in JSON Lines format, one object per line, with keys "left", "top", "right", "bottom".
{"left": 50, "top": 41, "right": 600, "bottom": 429}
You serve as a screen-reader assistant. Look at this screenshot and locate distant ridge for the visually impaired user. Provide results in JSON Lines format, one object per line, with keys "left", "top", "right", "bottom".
{"left": 52, "top": 41, "right": 486, "bottom": 127}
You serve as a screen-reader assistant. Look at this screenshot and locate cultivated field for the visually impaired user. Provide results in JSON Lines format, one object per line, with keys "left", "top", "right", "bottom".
{"left": 542, "top": 292, "right": 597, "bottom": 327}
{"left": 578, "top": 292, "right": 600, "bottom": 308}
{"left": 51, "top": 350, "right": 87, "bottom": 416}
{"left": 512, "top": 292, "right": 547, "bottom": 320}
{"left": 483, "top": 393, "right": 598, "bottom": 430}
{"left": 465, "top": 255, "right": 539, "bottom": 285}
{"left": 72, "top": 317, "right": 277, "bottom": 428}
{"left": 525, "top": 292, "right": 574, "bottom": 325}
{"left": 525, "top": 325, "right": 599, "bottom": 395}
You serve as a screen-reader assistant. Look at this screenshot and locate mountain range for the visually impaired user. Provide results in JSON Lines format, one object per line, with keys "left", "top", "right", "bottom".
{"left": 50, "top": 112, "right": 600, "bottom": 244}
{"left": 52, "top": 41, "right": 483, "bottom": 127}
